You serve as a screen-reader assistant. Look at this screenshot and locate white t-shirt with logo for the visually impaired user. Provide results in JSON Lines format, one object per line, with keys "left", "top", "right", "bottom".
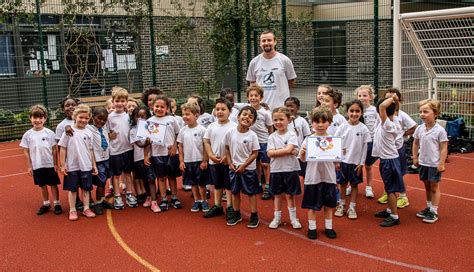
{"left": 20, "top": 128, "right": 56, "bottom": 170}
{"left": 267, "top": 130, "right": 300, "bottom": 172}
{"left": 372, "top": 118, "right": 399, "bottom": 160}
{"left": 58, "top": 127, "right": 93, "bottom": 172}
{"left": 87, "top": 124, "right": 110, "bottom": 162}
{"left": 224, "top": 127, "right": 260, "bottom": 170}
{"left": 55, "top": 118, "right": 74, "bottom": 141}
{"left": 198, "top": 113, "right": 214, "bottom": 128}
{"left": 246, "top": 52, "right": 297, "bottom": 110}
{"left": 177, "top": 124, "right": 207, "bottom": 163}
{"left": 414, "top": 123, "right": 448, "bottom": 167}
{"left": 299, "top": 136, "right": 336, "bottom": 185}
{"left": 204, "top": 121, "right": 237, "bottom": 165}
{"left": 288, "top": 115, "right": 311, "bottom": 147}
{"left": 148, "top": 115, "right": 180, "bottom": 157}
{"left": 335, "top": 121, "right": 371, "bottom": 165}
{"left": 106, "top": 111, "right": 133, "bottom": 156}
{"left": 250, "top": 107, "right": 273, "bottom": 144}
{"left": 363, "top": 105, "right": 378, "bottom": 141}
{"left": 394, "top": 110, "right": 417, "bottom": 149}
{"left": 328, "top": 113, "right": 346, "bottom": 136}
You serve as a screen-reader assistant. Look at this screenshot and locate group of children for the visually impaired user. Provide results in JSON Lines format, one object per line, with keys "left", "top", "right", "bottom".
{"left": 21, "top": 83, "right": 448, "bottom": 239}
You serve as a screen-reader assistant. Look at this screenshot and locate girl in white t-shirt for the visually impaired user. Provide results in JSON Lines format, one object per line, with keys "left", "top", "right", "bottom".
{"left": 267, "top": 107, "right": 302, "bottom": 229}
{"left": 59, "top": 104, "right": 97, "bottom": 221}
{"left": 20, "top": 105, "right": 62, "bottom": 216}
{"left": 315, "top": 84, "right": 333, "bottom": 108}
{"left": 334, "top": 100, "right": 371, "bottom": 220}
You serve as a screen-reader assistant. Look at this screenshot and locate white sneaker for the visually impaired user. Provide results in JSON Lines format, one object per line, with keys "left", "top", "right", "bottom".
{"left": 290, "top": 219, "right": 302, "bottom": 229}
{"left": 334, "top": 204, "right": 345, "bottom": 217}
{"left": 365, "top": 186, "right": 374, "bottom": 199}
{"left": 347, "top": 207, "right": 358, "bottom": 219}
{"left": 345, "top": 185, "right": 352, "bottom": 196}
{"left": 269, "top": 218, "right": 281, "bottom": 229}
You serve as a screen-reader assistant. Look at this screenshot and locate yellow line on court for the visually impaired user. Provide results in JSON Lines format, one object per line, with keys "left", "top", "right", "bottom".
{"left": 106, "top": 209, "right": 160, "bottom": 272}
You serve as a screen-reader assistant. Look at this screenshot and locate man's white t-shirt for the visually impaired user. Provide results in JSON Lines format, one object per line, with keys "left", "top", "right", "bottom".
{"left": 204, "top": 121, "right": 237, "bottom": 165}
{"left": 177, "top": 124, "right": 207, "bottom": 163}
{"left": 246, "top": 52, "right": 296, "bottom": 110}
{"left": 20, "top": 128, "right": 56, "bottom": 170}
{"left": 224, "top": 127, "right": 260, "bottom": 170}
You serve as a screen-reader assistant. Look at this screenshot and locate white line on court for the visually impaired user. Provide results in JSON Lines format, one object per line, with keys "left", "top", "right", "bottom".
{"left": 0, "top": 172, "right": 28, "bottom": 179}
{"left": 449, "top": 155, "right": 474, "bottom": 161}
{"left": 240, "top": 211, "right": 439, "bottom": 272}
{"left": 0, "top": 154, "right": 23, "bottom": 159}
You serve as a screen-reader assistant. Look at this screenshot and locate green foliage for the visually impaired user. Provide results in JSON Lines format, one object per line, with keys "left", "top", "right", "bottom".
{"left": 0, "top": 109, "right": 15, "bottom": 127}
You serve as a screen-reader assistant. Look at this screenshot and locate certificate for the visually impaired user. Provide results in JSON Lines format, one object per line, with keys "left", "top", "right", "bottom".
{"left": 136, "top": 120, "right": 167, "bottom": 145}
{"left": 306, "top": 136, "right": 342, "bottom": 162}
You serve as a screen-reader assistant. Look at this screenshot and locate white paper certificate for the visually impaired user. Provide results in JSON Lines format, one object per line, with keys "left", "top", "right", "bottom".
{"left": 306, "top": 136, "right": 342, "bottom": 162}
{"left": 136, "top": 120, "right": 167, "bottom": 145}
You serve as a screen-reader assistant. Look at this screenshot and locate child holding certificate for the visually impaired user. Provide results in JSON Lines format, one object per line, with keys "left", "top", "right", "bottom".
{"left": 299, "top": 107, "right": 338, "bottom": 240}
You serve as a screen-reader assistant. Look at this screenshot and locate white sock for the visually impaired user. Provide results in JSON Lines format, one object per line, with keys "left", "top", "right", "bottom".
{"left": 53, "top": 200, "right": 60, "bottom": 205}
{"left": 274, "top": 210, "right": 282, "bottom": 221}
{"left": 430, "top": 206, "right": 438, "bottom": 214}
{"left": 400, "top": 192, "right": 407, "bottom": 197}
{"left": 69, "top": 208, "right": 76, "bottom": 212}
{"left": 43, "top": 200, "right": 50, "bottom": 206}
{"left": 349, "top": 202, "right": 356, "bottom": 209}
{"left": 288, "top": 207, "right": 297, "bottom": 221}
{"left": 308, "top": 219, "right": 317, "bottom": 230}
{"left": 325, "top": 219, "right": 333, "bottom": 229}
{"left": 427, "top": 201, "right": 432, "bottom": 208}
{"left": 390, "top": 214, "right": 399, "bottom": 219}
{"left": 338, "top": 199, "right": 346, "bottom": 206}
{"left": 386, "top": 208, "right": 392, "bottom": 214}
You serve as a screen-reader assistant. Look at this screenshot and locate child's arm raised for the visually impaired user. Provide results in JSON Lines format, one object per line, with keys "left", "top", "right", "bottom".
{"left": 236, "top": 150, "right": 258, "bottom": 173}
{"left": 379, "top": 95, "right": 397, "bottom": 123}
{"left": 438, "top": 141, "right": 448, "bottom": 172}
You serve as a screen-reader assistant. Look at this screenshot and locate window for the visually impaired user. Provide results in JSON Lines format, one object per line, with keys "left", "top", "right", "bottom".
{"left": 0, "top": 34, "right": 16, "bottom": 76}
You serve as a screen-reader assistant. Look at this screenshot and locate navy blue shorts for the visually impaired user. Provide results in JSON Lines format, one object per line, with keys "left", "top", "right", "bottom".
{"left": 257, "top": 143, "right": 270, "bottom": 164}
{"left": 379, "top": 158, "right": 405, "bottom": 194}
{"left": 337, "top": 163, "right": 363, "bottom": 185}
{"left": 301, "top": 183, "right": 337, "bottom": 211}
{"left": 209, "top": 163, "right": 230, "bottom": 190}
{"left": 63, "top": 170, "right": 93, "bottom": 192}
{"left": 229, "top": 169, "right": 261, "bottom": 195}
{"left": 398, "top": 146, "right": 407, "bottom": 176}
{"left": 109, "top": 150, "right": 133, "bottom": 176}
{"left": 92, "top": 160, "right": 109, "bottom": 187}
{"left": 133, "top": 160, "right": 156, "bottom": 182}
{"left": 419, "top": 165, "right": 442, "bottom": 182}
{"left": 32, "top": 167, "right": 60, "bottom": 187}
{"left": 269, "top": 171, "right": 301, "bottom": 196}
{"left": 183, "top": 161, "right": 209, "bottom": 186}
{"left": 365, "top": 142, "right": 379, "bottom": 166}
{"left": 298, "top": 159, "right": 307, "bottom": 177}
{"left": 151, "top": 155, "right": 182, "bottom": 179}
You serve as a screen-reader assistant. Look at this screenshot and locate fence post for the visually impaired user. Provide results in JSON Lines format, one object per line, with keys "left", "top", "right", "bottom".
{"left": 373, "top": 0, "right": 379, "bottom": 99}
{"left": 235, "top": 0, "right": 242, "bottom": 102}
{"left": 35, "top": 0, "right": 49, "bottom": 117}
{"left": 281, "top": 0, "right": 287, "bottom": 55}
{"left": 148, "top": 0, "right": 157, "bottom": 86}
{"left": 245, "top": 0, "right": 251, "bottom": 67}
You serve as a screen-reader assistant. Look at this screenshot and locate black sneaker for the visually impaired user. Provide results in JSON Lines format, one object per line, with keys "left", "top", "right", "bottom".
{"left": 170, "top": 198, "right": 183, "bottom": 209}
{"left": 75, "top": 200, "right": 84, "bottom": 212}
{"left": 203, "top": 205, "right": 224, "bottom": 218}
{"left": 307, "top": 229, "right": 317, "bottom": 240}
{"left": 416, "top": 207, "right": 431, "bottom": 218}
{"left": 102, "top": 201, "right": 115, "bottom": 210}
{"left": 206, "top": 190, "right": 211, "bottom": 199}
{"left": 226, "top": 206, "right": 234, "bottom": 221}
{"left": 261, "top": 190, "right": 271, "bottom": 200}
{"left": 324, "top": 229, "right": 337, "bottom": 239}
{"left": 422, "top": 210, "right": 438, "bottom": 223}
{"left": 380, "top": 216, "right": 400, "bottom": 227}
{"left": 94, "top": 204, "right": 104, "bottom": 215}
{"left": 136, "top": 193, "right": 147, "bottom": 204}
{"left": 37, "top": 205, "right": 51, "bottom": 215}
{"left": 407, "top": 165, "right": 419, "bottom": 174}
{"left": 227, "top": 210, "right": 242, "bottom": 226}
{"left": 247, "top": 213, "right": 260, "bottom": 228}
{"left": 160, "top": 200, "right": 169, "bottom": 211}
{"left": 54, "top": 204, "right": 62, "bottom": 215}
{"left": 374, "top": 210, "right": 391, "bottom": 218}
{"left": 166, "top": 189, "right": 172, "bottom": 196}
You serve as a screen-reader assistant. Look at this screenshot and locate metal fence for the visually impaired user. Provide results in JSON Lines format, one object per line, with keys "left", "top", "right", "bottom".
{"left": 1, "top": 0, "right": 472, "bottom": 140}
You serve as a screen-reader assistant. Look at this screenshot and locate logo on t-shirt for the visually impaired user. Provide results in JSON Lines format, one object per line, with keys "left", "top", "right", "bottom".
{"left": 263, "top": 72, "right": 275, "bottom": 86}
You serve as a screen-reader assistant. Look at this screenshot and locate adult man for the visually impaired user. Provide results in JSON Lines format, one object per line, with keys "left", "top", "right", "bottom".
{"left": 246, "top": 31, "right": 296, "bottom": 110}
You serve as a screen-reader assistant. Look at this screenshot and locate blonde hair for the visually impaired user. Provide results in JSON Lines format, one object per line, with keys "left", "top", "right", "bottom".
{"left": 246, "top": 84, "right": 264, "bottom": 98}
{"left": 310, "top": 106, "right": 333, "bottom": 124}
{"left": 29, "top": 104, "right": 48, "bottom": 118}
{"left": 355, "top": 85, "right": 375, "bottom": 99}
{"left": 73, "top": 104, "right": 91, "bottom": 119}
{"left": 181, "top": 102, "right": 200, "bottom": 115}
{"left": 105, "top": 98, "right": 113, "bottom": 107}
{"left": 272, "top": 106, "right": 292, "bottom": 120}
{"left": 418, "top": 99, "right": 442, "bottom": 118}
{"left": 111, "top": 86, "right": 129, "bottom": 100}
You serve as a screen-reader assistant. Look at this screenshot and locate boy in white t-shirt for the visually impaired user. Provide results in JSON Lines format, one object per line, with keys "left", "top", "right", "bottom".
{"left": 59, "top": 104, "right": 98, "bottom": 221}
{"left": 321, "top": 90, "right": 346, "bottom": 136}
{"left": 21, "top": 105, "right": 62, "bottom": 216}
{"left": 247, "top": 84, "right": 274, "bottom": 200}
{"left": 224, "top": 106, "right": 261, "bottom": 228}
{"left": 203, "top": 98, "right": 237, "bottom": 219}
{"left": 413, "top": 99, "right": 448, "bottom": 224}
{"left": 372, "top": 94, "right": 404, "bottom": 227}
{"left": 177, "top": 102, "right": 210, "bottom": 213}
{"left": 107, "top": 87, "right": 136, "bottom": 209}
